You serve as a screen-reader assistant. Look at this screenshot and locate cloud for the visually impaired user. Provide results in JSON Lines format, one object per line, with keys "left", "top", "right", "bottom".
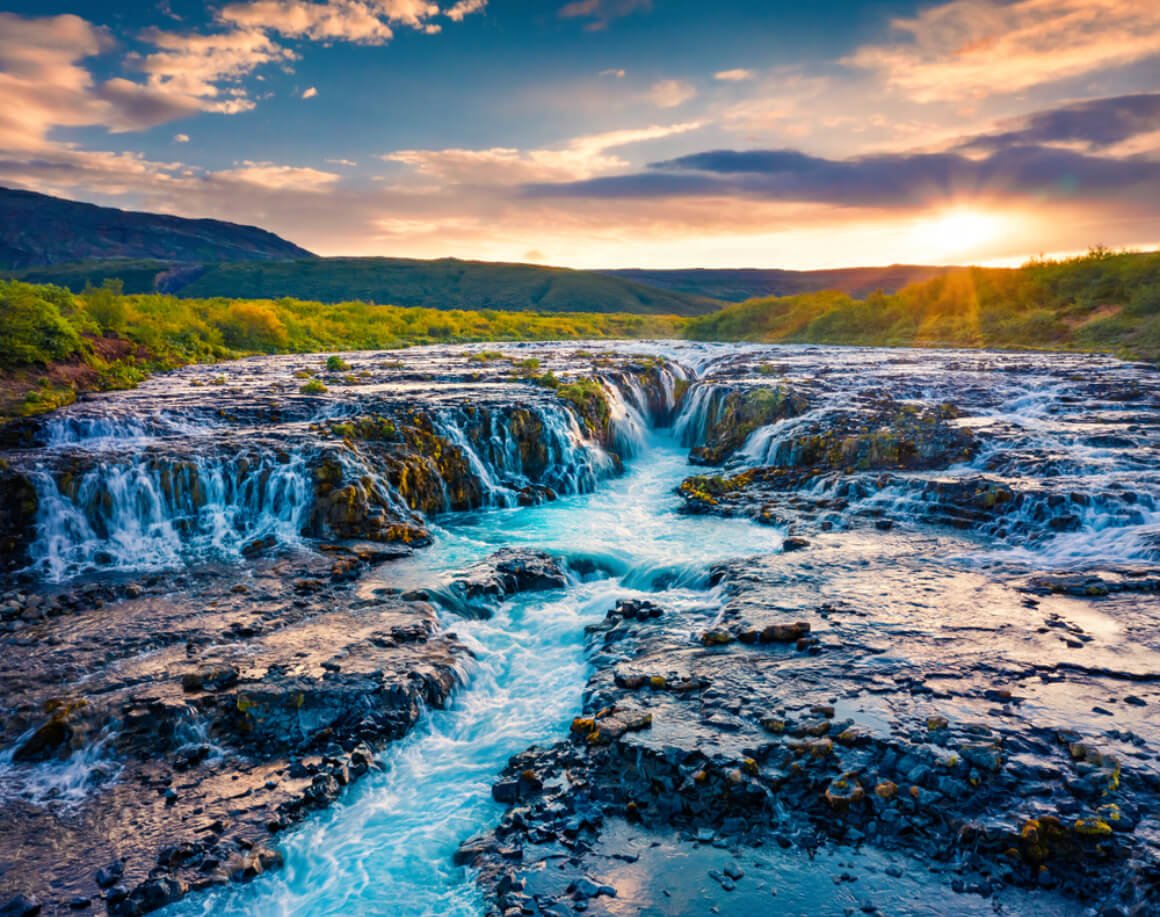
{"left": 134, "top": 26, "right": 296, "bottom": 111}
{"left": 714, "top": 69, "right": 754, "bottom": 82}
{"left": 444, "top": 0, "right": 487, "bottom": 22}
{"left": 961, "top": 93, "right": 1160, "bottom": 153}
{"left": 558, "top": 0, "right": 651, "bottom": 31}
{"left": 302, "top": 86, "right": 318, "bottom": 98}
{"left": 93, "top": 78, "right": 203, "bottom": 130}
{"left": 0, "top": 13, "right": 200, "bottom": 150}
{"left": 844, "top": 0, "right": 1160, "bottom": 103}
{"left": 215, "top": 0, "right": 483, "bottom": 42}
{"left": 212, "top": 160, "right": 341, "bottom": 191}
{"left": 326, "top": 157, "right": 358, "bottom": 166}
{"left": 648, "top": 79, "right": 696, "bottom": 109}
{"left": 174, "top": 133, "right": 190, "bottom": 143}
{"left": 141, "top": 1, "right": 483, "bottom": 113}
{"left": 382, "top": 120, "right": 704, "bottom": 185}
{"left": 600, "top": 68, "right": 626, "bottom": 78}
{"left": 523, "top": 142, "right": 1160, "bottom": 209}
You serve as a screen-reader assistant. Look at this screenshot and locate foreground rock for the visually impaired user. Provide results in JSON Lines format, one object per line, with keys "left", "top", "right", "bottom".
{"left": 463, "top": 543, "right": 1160, "bottom": 916}
{"left": 0, "top": 549, "right": 465, "bottom": 914}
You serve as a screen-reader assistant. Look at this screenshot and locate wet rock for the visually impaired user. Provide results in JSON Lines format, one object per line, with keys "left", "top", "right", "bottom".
{"left": 452, "top": 548, "right": 568, "bottom": 604}
{"left": 0, "top": 895, "right": 41, "bottom": 917}
{"left": 759, "top": 621, "right": 811, "bottom": 643}
{"left": 109, "top": 877, "right": 188, "bottom": 916}
{"left": 94, "top": 862, "right": 124, "bottom": 889}
{"left": 569, "top": 876, "right": 616, "bottom": 900}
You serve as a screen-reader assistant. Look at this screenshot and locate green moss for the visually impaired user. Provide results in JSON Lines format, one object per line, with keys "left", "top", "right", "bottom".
{"left": 555, "top": 377, "right": 611, "bottom": 435}
{"left": 299, "top": 379, "right": 328, "bottom": 395}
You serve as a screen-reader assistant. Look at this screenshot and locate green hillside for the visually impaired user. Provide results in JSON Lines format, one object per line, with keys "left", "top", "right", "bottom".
{"left": 0, "top": 187, "right": 312, "bottom": 268}
{"left": 0, "top": 279, "right": 687, "bottom": 421}
{"left": 686, "top": 249, "right": 1160, "bottom": 364}
{"left": 602, "top": 264, "right": 951, "bottom": 302}
{"left": 12, "top": 257, "right": 721, "bottom": 317}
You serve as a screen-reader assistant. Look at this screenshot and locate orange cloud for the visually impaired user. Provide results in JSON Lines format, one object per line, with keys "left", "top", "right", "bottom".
{"left": 845, "top": 0, "right": 1160, "bottom": 102}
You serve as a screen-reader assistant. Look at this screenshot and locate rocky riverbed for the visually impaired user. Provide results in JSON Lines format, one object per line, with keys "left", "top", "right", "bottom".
{"left": 0, "top": 343, "right": 1157, "bottom": 916}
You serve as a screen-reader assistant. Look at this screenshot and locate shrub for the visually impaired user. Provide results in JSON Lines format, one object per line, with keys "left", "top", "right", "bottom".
{"left": 0, "top": 282, "right": 84, "bottom": 369}
{"left": 221, "top": 302, "right": 290, "bottom": 352}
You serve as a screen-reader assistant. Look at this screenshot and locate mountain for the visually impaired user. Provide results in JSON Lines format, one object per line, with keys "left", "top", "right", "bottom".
{"left": 601, "top": 265, "right": 953, "bottom": 302}
{"left": 1, "top": 187, "right": 945, "bottom": 316}
{"left": 14, "top": 257, "right": 724, "bottom": 316}
{"left": 0, "top": 187, "right": 314, "bottom": 268}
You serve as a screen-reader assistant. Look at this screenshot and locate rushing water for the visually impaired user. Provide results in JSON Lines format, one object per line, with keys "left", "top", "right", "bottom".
{"left": 171, "top": 432, "right": 775, "bottom": 917}
{"left": 3, "top": 342, "right": 1158, "bottom": 915}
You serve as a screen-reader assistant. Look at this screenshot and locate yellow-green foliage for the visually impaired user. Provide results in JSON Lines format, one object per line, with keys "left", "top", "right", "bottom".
{"left": 0, "top": 282, "right": 86, "bottom": 369}
{"left": 0, "top": 278, "right": 686, "bottom": 419}
{"left": 687, "top": 249, "right": 1160, "bottom": 363}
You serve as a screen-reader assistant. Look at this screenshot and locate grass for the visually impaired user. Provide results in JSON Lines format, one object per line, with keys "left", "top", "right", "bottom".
{"left": 0, "top": 279, "right": 685, "bottom": 421}
{"left": 687, "top": 248, "right": 1160, "bottom": 364}
{"left": 12, "top": 256, "right": 721, "bottom": 317}
{"left": 1, "top": 247, "right": 1157, "bottom": 423}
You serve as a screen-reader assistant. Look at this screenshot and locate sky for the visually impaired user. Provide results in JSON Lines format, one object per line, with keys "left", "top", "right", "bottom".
{"left": 0, "top": 0, "right": 1157, "bottom": 269}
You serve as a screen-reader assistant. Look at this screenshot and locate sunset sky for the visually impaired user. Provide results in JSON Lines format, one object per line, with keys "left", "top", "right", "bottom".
{"left": 0, "top": 0, "right": 1157, "bottom": 269}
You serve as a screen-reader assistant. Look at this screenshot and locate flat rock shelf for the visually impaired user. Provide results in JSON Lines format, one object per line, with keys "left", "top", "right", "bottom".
{"left": 0, "top": 342, "right": 1156, "bottom": 917}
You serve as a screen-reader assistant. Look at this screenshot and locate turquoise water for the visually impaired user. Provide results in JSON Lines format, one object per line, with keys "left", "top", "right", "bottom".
{"left": 173, "top": 431, "right": 775, "bottom": 916}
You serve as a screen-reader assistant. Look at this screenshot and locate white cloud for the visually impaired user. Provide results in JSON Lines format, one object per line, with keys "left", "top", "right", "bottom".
{"left": 714, "top": 69, "right": 754, "bottom": 82}
{"left": 382, "top": 120, "right": 703, "bottom": 185}
{"left": 134, "top": 27, "right": 296, "bottom": 111}
{"left": 444, "top": 0, "right": 487, "bottom": 22}
{"left": 212, "top": 160, "right": 342, "bottom": 191}
{"left": 648, "top": 79, "right": 696, "bottom": 109}
{"left": 174, "top": 133, "right": 190, "bottom": 142}
{"left": 845, "top": 0, "right": 1160, "bottom": 103}
{"left": 302, "top": 86, "right": 318, "bottom": 98}
{"left": 600, "top": 68, "right": 626, "bottom": 78}
{"left": 0, "top": 13, "right": 199, "bottom": 150}
{"left": 215, "top": 0, "right": 483, "bottom": 43}
{"left": 326, "top": 157, "right": 358, "bottom": 166}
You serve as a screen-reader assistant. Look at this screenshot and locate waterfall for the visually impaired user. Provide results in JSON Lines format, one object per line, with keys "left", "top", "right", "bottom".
{"left": 27, "top": 450, "right": 313, "bottom": 582}
{"left": 671, "top": 383, "right": 724, "bottom": 447}
{"left": 11, "top": 354, "right": 690, "bottom": 583}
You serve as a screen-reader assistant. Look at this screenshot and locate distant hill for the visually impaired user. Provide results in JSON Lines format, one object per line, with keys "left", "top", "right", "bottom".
{"left": 15, "top": 257, "right": 723, "bottom": 316}
{"left": 1, "top": 186, "right": 959, "bottom": 316}
{"left": 0, "top": 187, "right": 313, "bottom": 268}
{"left": 602, "top": 265, "right": 953, "bottom": 302}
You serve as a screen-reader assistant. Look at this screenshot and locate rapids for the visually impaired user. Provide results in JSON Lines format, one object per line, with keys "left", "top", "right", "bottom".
{"left": 0, "top": 341, "right": 1157, "bottom": 916}
{"left": 169, "top": 433, "right": 775, "bottom": 917}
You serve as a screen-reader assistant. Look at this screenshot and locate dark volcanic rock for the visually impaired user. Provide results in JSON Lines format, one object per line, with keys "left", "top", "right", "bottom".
{"left": 0, "top": 555, "right": 464, "bottom": 915}
{"left": 452, "top": 549, "right": 569, "bottom": 605}
{"left": 462, "top": 550, "right": 1160, "bottom": 917}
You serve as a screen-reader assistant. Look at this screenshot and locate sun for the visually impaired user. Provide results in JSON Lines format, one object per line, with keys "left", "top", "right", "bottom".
{"left": 910, "top": 207, "right": 1008, "bottom": 260}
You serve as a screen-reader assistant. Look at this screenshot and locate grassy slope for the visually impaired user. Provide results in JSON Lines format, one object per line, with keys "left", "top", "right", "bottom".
{"left": 12, "top": 257, "right": 722, "bottom": 317}
{"left": 0, "top": 186, "right": 312, "bottom": 268}
{"left": 3, "top": 248, "right": 1157, "bottom": 423}
{"left": 602, "top": 264, "right": 952, "bottom": 302}
{"left": 0, "top": 280, "right": 687, "bottom": 421}
{"left": 686, "top": 250, "right": 1160, "bottom": 364}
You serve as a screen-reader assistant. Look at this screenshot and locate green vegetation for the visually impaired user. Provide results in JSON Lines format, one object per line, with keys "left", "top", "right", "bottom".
{"left": 299, "top": 379, "right": 329, "bottom": 395}
{"left": 1, "top": 248, "right": 1156, "bottom": 423}
{"left": 687, "top": 249, "right": 1160, "bottom": 363}
{"left": 0, "top": 279, "right": 684, "bottom": 420}
{"left": 13, "top": 256, "right": 721, "bottom": 316}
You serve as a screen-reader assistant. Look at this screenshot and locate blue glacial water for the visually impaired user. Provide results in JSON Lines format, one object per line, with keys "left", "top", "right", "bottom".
{"left": 170, "top": 431, "right": 776, "bottom": 917}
